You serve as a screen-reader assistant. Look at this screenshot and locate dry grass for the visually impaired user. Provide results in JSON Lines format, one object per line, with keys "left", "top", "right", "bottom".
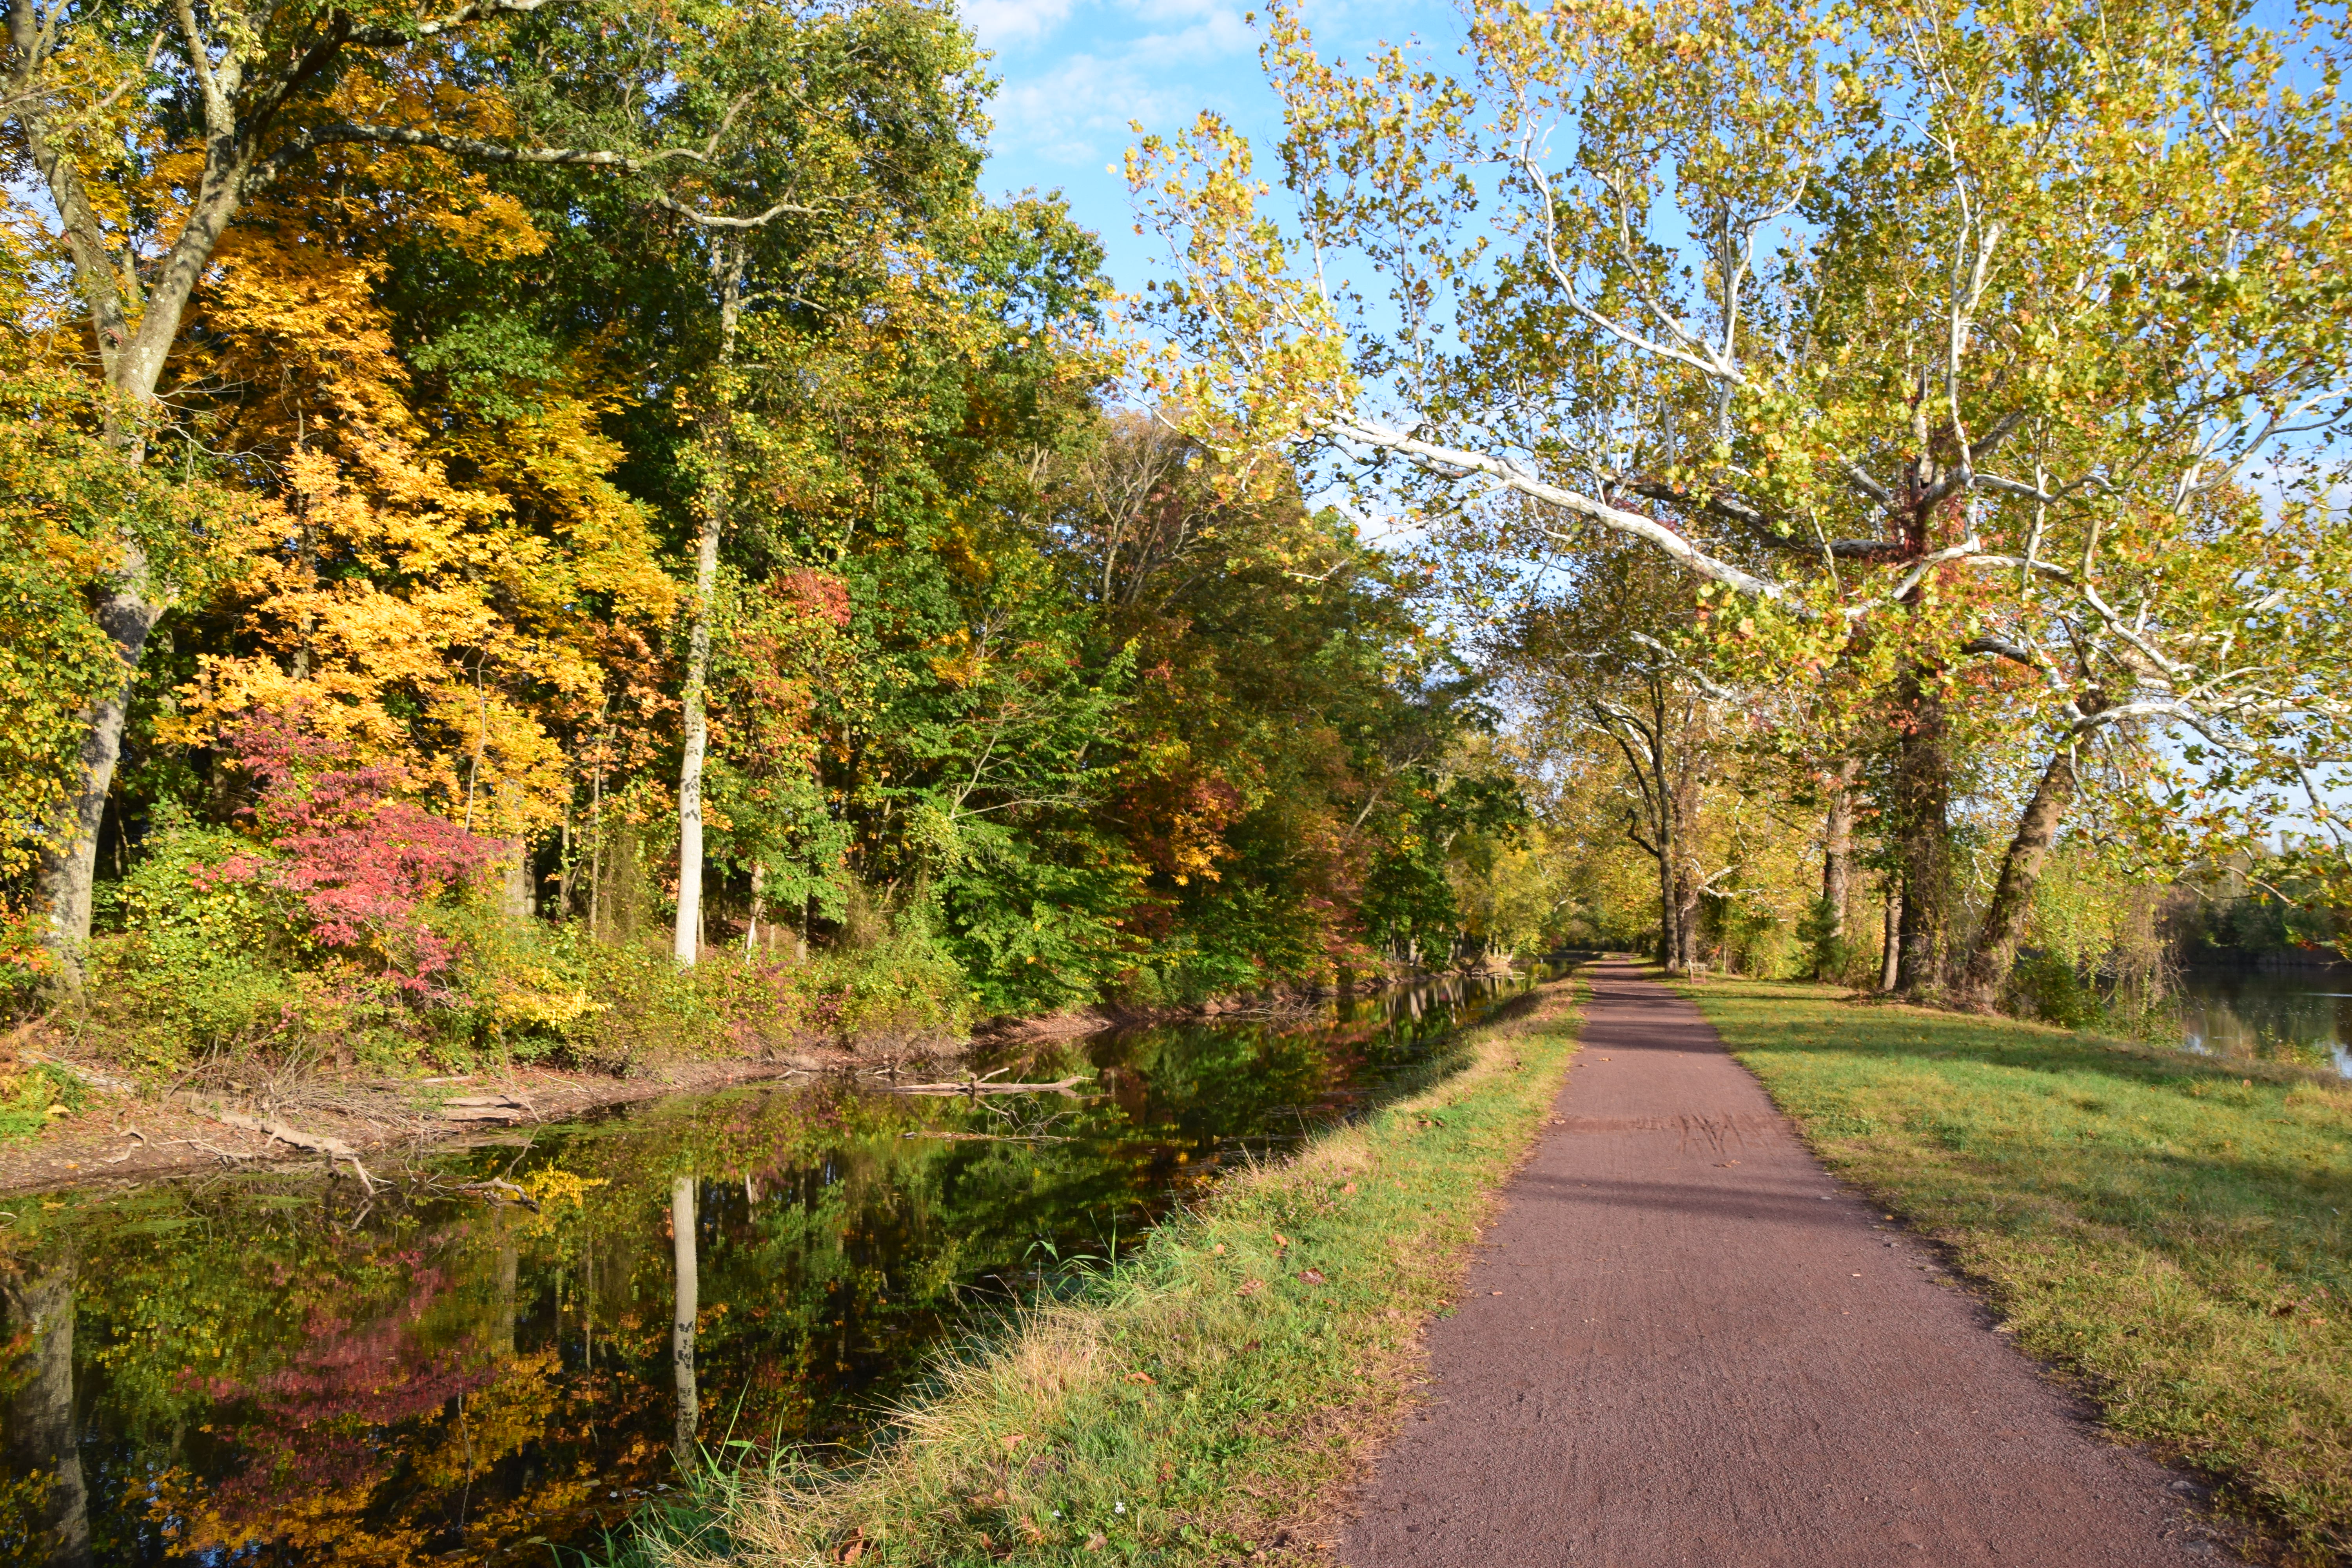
{"left": 630, "top": 977, "right": 1588, "bottom": 1568}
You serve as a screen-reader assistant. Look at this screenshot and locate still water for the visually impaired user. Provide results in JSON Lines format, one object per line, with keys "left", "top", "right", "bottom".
{"left": 2177, "top": 967, "right": 2352, "bottom": 1079}
{"left": 0, "top": 969, "right": 1551, "bottom": 1566}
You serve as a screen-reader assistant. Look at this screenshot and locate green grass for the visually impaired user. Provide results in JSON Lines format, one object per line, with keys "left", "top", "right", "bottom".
{"left": 632, "top": 977, "right": 1587, "bottom": 1568}
{"left": 1682, "top": 976, "right": 2352, "bottom": 1563}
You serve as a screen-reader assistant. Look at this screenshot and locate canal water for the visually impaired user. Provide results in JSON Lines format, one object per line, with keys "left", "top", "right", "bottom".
{"left": 0, "top": 968, "right": 1553, "bottom": 1566}
{"left": 2176, "top": 966, "right": 2352, "bottom": 1078}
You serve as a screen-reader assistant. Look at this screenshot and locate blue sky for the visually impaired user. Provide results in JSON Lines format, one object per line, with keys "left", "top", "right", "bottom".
{"left": 969, "top": 0, "right": 1459, "bottom": 293}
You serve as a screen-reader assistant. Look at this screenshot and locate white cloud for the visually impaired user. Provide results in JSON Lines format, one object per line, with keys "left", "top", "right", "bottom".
{"left": 1130, "top": 7, "right": 1254, "bottom": 61}
{"left": 964, "top": 0, "right": 1087, "bottom": 49}
{"left": 994, "top": 53, "right": 1194, "bottom": 165}
{"left": 989, "top": 2, "right": 1253, "bottom": 168}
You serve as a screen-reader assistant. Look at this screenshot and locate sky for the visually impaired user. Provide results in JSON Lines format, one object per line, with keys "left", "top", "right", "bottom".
{"left": 968, "top": 0, "right": 1459, "bottom": 294}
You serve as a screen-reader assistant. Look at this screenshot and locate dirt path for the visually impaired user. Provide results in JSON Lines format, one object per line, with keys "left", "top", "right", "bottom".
{"left": 1339, "top": 961, "right": 2234, "bottom": 1567}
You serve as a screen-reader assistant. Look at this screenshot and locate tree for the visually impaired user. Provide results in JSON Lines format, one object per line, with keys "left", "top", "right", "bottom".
{"left": 1, "top": 0, "right": 918, "bottom": 980}
{"left": 1129, "top": 0, "right": 2352, "bottom": 1004}
{"left": 1496, "top": 547, "right": 1743, "bottom": 972}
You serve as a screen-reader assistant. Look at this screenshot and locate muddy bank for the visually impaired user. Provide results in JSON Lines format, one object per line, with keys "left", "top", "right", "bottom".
{"left": 0, "top": 1042, "right": 910, "bottom": 1197}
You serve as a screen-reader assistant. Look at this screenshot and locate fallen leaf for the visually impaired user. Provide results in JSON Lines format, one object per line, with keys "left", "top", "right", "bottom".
{"left": 1299, "top": 1268, "right": 1326, "bottom": 1284}
{"left": 1340, "top": 1182, "right": 1357, "bottom": 1195}
{"left": 1004, "top": 1434, "right": 1029, "bottom": 1455}
{"left": 1238, "top": 1277, "right": 1267, "bottom": 1297}
{"left": 1125, "top": 1371, "right": 1156, "bottom": 1384}
{"left": 1085, "top": 1532, "right": 1106, "bottom": 1552}
{"left": 1272, "top": 1232, "right": 1289, "bottom": 1250}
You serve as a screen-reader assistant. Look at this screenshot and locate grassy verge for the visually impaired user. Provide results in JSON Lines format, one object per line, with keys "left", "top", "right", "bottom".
{"left": 631, "top": 975, "right": 1587, "bottom": 1568}
{"left": 1680, "top": 976, "right": 2352, "bottom": 1563}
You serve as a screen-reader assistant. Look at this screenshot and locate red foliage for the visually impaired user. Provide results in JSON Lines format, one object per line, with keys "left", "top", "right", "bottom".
{"left": 217, "top": 709, "right": 504, "bottom": 993}
{"left": 774, "top": 568, "right": 851, "bottom": 629}
{"left": 191, "top": 1266, "right": 506, "bottom": 1518}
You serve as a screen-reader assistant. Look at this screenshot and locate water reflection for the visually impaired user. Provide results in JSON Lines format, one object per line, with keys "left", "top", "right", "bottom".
{"left": 2178, "top": 968, "right": 2352, "bottom": 1078}
{"left": 0, "top": 968, "right": 1547, "bottom": 1565}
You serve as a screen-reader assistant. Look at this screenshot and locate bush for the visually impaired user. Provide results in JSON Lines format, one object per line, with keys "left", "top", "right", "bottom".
{"left": 87, "top": 823, "right": 321, "bottom": 1078}
{"left": 807, "top": 915, "right": 971, "bottom": 1047}
{"left": 2009, "top": 950, "right": 2107, "bottom": 1030}
{"left": 0, "top": 1060, "right": 80, "bottom": 1143}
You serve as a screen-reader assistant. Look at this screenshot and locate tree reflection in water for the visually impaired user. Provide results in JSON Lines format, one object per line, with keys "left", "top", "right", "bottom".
{"left": 0, "top": 968, "right": 1546, "bottom": 1564}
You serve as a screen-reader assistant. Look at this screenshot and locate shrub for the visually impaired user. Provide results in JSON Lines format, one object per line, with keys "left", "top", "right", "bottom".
{"left": 0, "top": 1057, "right": 79, "bottom": 1143}
{"left": 2009, "top": 950, "right": 2107, "bottom": 1030}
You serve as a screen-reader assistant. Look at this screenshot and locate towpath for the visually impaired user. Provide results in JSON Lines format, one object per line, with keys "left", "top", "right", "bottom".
{"left": 1340, "top": 960, "right": 2231, "bottom": 1566}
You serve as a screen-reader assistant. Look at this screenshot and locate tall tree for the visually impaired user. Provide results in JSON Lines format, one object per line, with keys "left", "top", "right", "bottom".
{"left": 1130, "top": 0, "right": 2352, "bottom": 1002}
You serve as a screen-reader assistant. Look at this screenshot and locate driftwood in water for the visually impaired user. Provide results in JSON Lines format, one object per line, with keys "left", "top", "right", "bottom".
{"left": 454, "top": 1176, "right": 541, "bottom": 1211}
{"left": 897, "top": 1130, "right": 1072, "bottom": 1143}
{"left": 439, "top": 1093, "right": 532, "bottom": 1124}
{"left": 881, "top": 1075, "right": 1088, "bottom": 1098}
{"left": 205, "top": 1107, "right": 381, "bottom": 1194}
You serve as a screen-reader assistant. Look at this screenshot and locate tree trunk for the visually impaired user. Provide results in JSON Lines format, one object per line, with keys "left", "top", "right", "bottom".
{"left": 2, "top": 1261, "right": 93, "bottom": 1568}
{"left": 1673, "top": 858, "right": 1702, "bottom": 974}
{"left": 1821, "top": 759, "right": 1858, "bottom": 938}
{"left": 1670, "top": 747, "right": 1703, "bottom": 974}
{"left": 35, "top": 583, "right": 163, "bottom": 987}
{"left": 745, "top": 860, "right": 764, "bottom": 953}
{"left": 1891, "top": 668, "right": 1953, "bottom": 995}
{"left": 1654, "top": 841, "right": 1678, "bottom": 969}
{"left": 494, "top": 1216, "right": 519, "bottom": 1360}
{"left": 502, "top": 839, "right": 534, "bottom": 923}
{"left": 1879, "top": 884, "right": 1903, "bottom": 993}
{"left": 672, "top": 245, "right": 746, "bottom": 969}
{"left": 670, "top": 1175, "right": 700, "bottom": 1459}
{"left": 1953, "top": 744, "right": 2080, "bottom": 1011}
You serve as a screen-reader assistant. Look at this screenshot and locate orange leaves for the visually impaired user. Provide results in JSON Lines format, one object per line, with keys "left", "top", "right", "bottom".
{"left": 169, "top": 194, "right": 665, "bottom": 842}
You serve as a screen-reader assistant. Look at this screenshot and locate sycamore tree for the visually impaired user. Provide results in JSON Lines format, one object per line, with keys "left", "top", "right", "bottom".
{"left": 1130, "top": 0, "right": 2352, "bottom": 1005}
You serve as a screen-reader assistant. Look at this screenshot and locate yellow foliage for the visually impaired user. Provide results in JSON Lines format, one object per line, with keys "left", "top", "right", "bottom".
{"left": 163, "top": 189, "right": 670, "bottom": 840}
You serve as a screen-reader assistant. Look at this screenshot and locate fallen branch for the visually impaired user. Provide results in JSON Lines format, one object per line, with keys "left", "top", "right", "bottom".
{"left": 440, "top": 1093, "right": 532, "bottom": 1124}
{"left": 881, "top": 1076, "right": 1089, "bottom": 1098}
{"left": 454, "top": 1176, "right": 541, "bottom": 1212}
{"left": 897, "top": 1131, "right": 1074, "bottom": 1143}
{"left": 203, "top": 1107, "right": 381, "bottom": 1196}
{"left": 166, "top": 1137, "right": 249, "bottom": 1165}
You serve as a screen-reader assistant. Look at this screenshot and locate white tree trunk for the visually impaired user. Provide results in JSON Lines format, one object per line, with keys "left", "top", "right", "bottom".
{"left": 671, "top": 245, "right": 745, "bottom": 969}
{"left": 670, "top": 1175, "right": 700, "bottom": 1458}
{"left": 672, "top": 512, "right": 720, "bottom": 967}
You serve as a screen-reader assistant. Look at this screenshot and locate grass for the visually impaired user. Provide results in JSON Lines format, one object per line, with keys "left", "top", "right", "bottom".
{"left": 1681, "top": 975, "right": 2352, "bottom": 1563}
{"left": 628, "top": 975, "right": 1587, "bottom": 1568}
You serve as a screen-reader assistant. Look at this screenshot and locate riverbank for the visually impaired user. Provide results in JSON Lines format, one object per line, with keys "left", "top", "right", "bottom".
{"left": 3, "top": 958, "right": 1565, "bottom": 1198}
{"left": 626, "top": 971, "right": 1587, "bottom": 1567}
{"left": 1682, "top": 975, "right": 2352, "bottom": 1563}
{"left": 0, "top": 1045, "right": 868, "bottom": 1195}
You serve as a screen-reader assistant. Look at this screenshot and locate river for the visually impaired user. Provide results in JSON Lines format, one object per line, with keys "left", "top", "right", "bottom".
{"left": 2176, "top": 965, "right": 2352, "bottom": 1079}
{"left": 0, "top": 969, "right": 1551, "bottom": 1567}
